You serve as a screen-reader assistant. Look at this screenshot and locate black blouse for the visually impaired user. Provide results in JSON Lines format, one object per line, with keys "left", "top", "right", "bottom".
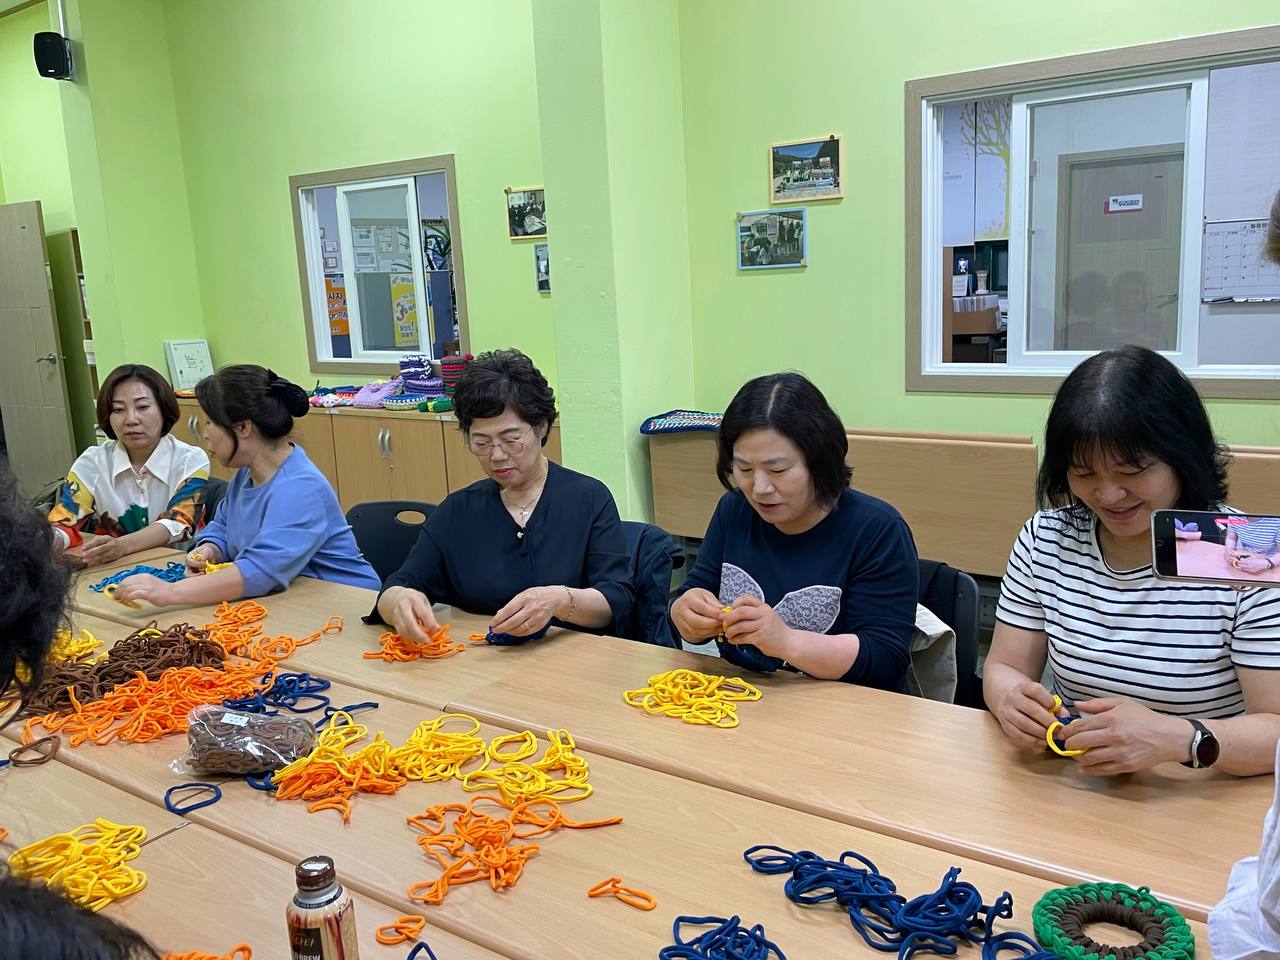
{"left": 375, "top": 461, "right": 633, "bottom": 630}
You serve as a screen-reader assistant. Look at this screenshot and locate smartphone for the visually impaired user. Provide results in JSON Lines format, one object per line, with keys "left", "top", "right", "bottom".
{"left": 1152, "top": 509, "right": 1280, "bottom": 587}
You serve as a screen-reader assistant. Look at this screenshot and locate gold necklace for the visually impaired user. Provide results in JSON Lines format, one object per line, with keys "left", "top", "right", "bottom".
{"left": 502, "top": 460, "right": 548, "bottom": 524}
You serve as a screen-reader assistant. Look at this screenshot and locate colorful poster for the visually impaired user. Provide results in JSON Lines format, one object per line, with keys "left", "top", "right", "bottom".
{"left": 325, "top": 277, "right": 349, "bottom": 337}
{"left": 390, "top": 273, "right": 420, "bottom": 348}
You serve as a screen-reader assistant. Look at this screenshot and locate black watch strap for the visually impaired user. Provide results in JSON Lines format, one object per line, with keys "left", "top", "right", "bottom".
{"left": 1182, "top": 718, "right": 1219, "bottom": 769}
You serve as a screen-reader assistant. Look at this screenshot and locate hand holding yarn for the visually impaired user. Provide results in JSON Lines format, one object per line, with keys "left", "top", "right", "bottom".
{"left": 186, "top": 544, "right": 222, "bottom": 575}
{"left": 993, "top": 679, "right": 1063, "bottom": 751}
{"left": 721, "top": 596, "right": 791, "bottom": 658}
{"left": 671, "top": 588, "right": 727, "bottom": 641}
{"left": 113, "top": 573, "right": 176, "bottom": 608}
{"left": 380, "top": 586, "right": 442, "bottom": 642}
{"left": 1056, "top": 697, "right": 1195, "bottom": 776}
{"left": 489, "top": 586, "right": 561, "bottom": 637}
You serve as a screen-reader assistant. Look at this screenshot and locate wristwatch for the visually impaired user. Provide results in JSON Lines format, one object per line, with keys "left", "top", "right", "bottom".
{"left": 1182, "top": 719, "right": 1220, "bottom": 769}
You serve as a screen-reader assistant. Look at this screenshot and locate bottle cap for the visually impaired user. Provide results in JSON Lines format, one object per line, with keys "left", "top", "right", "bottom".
{"left": 295, "top": 855, "right": 336, "bottom": 892}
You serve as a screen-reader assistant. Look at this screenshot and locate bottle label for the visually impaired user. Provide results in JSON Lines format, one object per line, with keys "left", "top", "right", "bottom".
{"left": 291, "top": 926, "right": 324, "bottom": 960}
{"left": 288, "top": 894, "right": 359, "bottom": 960}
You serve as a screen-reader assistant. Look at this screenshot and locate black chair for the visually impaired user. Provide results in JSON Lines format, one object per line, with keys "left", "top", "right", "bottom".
{"left": 917, "top": 559, "right": 982, "bottom": 708}
{"left": 621, "top": 520, "right": 684, "bottom": 647}
{"left": 203, "top": 476, "right": 228, "bottom": 524}
{"left": 345, "top": 500, "right": 436, "bottom": 584}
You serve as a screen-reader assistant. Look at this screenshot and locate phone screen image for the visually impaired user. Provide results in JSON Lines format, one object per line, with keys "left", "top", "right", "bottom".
{"left": 1158, "top": 511, "right": 1280, "bottom": 585}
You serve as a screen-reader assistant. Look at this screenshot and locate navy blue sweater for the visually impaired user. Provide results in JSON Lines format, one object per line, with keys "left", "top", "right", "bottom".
{"left": 674, "top": 488, "right": 918, "bottom": 690}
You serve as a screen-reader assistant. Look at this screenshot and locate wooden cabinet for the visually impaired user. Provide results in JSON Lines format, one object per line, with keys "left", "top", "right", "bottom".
{"left": 175, "top": 399, "right": 234, "bottom": 482}
{"left": 331, "top": 412, "right": 448, "bottom": 512}
{"left": 175, "top": 400, "right": 562, "bottom": 511}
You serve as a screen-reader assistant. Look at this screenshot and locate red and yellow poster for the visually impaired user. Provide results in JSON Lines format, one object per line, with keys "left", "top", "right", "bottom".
{"left": 325, "top": 277, "right": 349, "bottom": 337}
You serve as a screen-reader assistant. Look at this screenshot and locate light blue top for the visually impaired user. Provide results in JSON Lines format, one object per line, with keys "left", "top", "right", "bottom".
{"left": 196, "top": 444, "right": 379, "bottom": 596}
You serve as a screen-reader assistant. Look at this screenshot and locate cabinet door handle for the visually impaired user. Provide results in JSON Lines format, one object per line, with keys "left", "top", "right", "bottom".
{"left": 188, "top": 414, "right": 198, "bottom": 438}
{"left": 376, "top": 428, "right": 386, "bottom": 459}
{"left": 384, "top": 428, "right": 393, "bottom": 463}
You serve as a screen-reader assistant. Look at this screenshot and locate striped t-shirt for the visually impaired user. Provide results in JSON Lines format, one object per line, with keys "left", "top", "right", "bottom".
{"left": 997, "top": 508, "right": 1280, "bottom": 719}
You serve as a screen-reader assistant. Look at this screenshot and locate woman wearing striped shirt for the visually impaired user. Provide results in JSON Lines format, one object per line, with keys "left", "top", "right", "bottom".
{"left": 985, "top": 346, "right": 1280, "bottom": 777}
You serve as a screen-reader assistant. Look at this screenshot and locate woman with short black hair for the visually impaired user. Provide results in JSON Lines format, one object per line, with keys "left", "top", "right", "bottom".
{"left": 986, "top": 345, "right": 1280, "bottom": 776}
{"left": 376, "top": 349, "right": 632, "bottom": 641}
{"left": 49, "top": 363, "right": 208, "bottom": 567}
{"left": 670, "top": 372, "right": 918, "bottom": 688}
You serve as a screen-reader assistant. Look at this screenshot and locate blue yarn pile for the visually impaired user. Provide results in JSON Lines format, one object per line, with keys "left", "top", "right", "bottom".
{"left": 223, "top": 671, "right": 333, "bottom": 715}
{"left": 743, "top": 845, "right": 1057, "bottom": 960}
{"left": 658, "top": 915, "right": 787, "bottom": 959}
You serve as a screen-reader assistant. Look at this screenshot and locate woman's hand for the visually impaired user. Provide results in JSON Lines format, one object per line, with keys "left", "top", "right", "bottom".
{"left": 490, "top": 587, "right": 562, "bottom": 637}
{"left": 993, "top": 678, "right": 1060, "bottom": 750}
{"left": 113, "top": 573, "right": 175, "bottom": 608}
{"left": 186, "top": 543, "right": 223, "bottom": 576}
{"left": 81, "top": 535, "right": 130, "bottom": 568}
{"left": 1234, "top": 554, "right": 1272, "bottom": 575}
{"left": 1061, "top": 698, "right": 1192, "bottom": 775}
{"left": 722, "top": 596, "right": 792, "bottom": 658}
{"left": 671, "top": 588, "right": 725, "bottom": 641}
{"left": 378, "top": 586, "right": 441, "bottom": 643}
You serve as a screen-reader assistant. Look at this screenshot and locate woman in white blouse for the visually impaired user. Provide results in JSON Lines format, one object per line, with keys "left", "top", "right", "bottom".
{"left": 49, "top": 364, "right": 209, "bottom": 567}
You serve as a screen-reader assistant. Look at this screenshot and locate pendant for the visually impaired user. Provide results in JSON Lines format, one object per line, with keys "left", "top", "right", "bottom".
{"left": 517, "top": 530, "right": 524, "bottom": 540}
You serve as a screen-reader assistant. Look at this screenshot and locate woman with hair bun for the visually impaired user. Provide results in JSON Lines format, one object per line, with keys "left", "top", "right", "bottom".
{"left": 116, "top": 365, "right": 378, "bottom": 606}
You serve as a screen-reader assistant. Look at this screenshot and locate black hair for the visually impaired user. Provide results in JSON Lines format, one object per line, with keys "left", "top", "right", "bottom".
{"left": 1037, "top": 345, "right": 1229, "bottom": 513}
{"left": 453, "top": 349, "right": 557, "bottom": 445}
{"left": 0, "top": 467, "right": 70, "bottom": 704}
{"left": 0, "top": 873, "right": 159, "bottom": 959}
{"left": 716, "top": 372, "right": 852, "bottom": 508}
{"left": 195, "top": 365, "right": 309, "bottom": 460}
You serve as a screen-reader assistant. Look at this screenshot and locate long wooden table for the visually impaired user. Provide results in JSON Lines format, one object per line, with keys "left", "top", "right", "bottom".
{"left": 18, "top": 671, "right": 1215, "bottom": 958}
{"left": 58, "top": 560, "right": 1247, "bottom": 946}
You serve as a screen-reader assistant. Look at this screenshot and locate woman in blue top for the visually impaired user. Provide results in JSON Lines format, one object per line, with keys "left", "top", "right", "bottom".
{"left": 116, "top": 365, "right": 379, "bottom": 606}
{"left": 670, "top": 372, "right": 918, "bottom": 689}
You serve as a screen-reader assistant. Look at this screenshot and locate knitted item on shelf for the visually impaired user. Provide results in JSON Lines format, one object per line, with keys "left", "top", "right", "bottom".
{"left": 404, "top": 376, "right": 444, "bottom": 397}
{"left": 417, "top": 398, "right": 454, "bottom": 413}
{"left": 383, "top": 393, "right": 430, "bottom": 411}
{"left": 440, "top": 354, "right": 473, "bottom": 396}
{"left": 639, "top": 410, "right": 723, "bottom": 435}
{"left": 352, "top": 378, "right": 404, "bottom": 409}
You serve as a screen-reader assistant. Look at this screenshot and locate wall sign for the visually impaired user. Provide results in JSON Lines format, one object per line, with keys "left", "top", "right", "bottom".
{"left": 1104, "top": 193, "right": 1144, "bottom": 214}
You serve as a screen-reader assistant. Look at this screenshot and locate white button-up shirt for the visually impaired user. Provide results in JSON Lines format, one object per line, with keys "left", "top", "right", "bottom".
{"left": 49, "top": 433, "right": 210, "bottom": 547}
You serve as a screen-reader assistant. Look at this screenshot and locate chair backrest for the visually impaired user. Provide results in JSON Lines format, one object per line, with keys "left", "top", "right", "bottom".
{"left": 202, "top": 476, "right": 228, "bottom": 526}
{"left": 917, "top": 559, "right": 982, "bottom": 708}
{"left": 345, "top": 500, "right": 436, "bottom": 584}
{"left": 622, "top": 520, "right": 684, "bottom": 647}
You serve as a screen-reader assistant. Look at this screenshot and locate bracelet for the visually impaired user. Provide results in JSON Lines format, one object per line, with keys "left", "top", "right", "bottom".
{"left": 563, "top": 586, "right": 577, "bottom": 622}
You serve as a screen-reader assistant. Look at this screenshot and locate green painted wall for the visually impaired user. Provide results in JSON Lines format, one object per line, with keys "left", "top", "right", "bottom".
{"left": 0, "top": 3, "right": 76, "bottom": 231}
{"left": 58, "top": 0, "right": 206, "bottom": 379}
{"left": 161, "top": 0, "right": 555, "bottom": 388}
{"left": 677, "top": 1, "right": 1280, "bottom": 447}
{"left": 531, "top": 0, "right": 695, "bottom": 516}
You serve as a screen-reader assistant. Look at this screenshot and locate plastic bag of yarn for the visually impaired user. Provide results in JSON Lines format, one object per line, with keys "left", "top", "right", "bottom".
{"left": 176, "top": 704, "right": 317, "bottom": 776}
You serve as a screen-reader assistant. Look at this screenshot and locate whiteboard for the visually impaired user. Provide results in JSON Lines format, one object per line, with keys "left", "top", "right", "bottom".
{"left": 1204, "top": 61, "right": 1280, "bottom": 223}
{"left": 1201, "top": 220, "right": 1280, "bottom": 301}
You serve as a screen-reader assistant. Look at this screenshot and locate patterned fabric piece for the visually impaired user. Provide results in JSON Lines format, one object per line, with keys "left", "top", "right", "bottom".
{"left": 639, "top": 409, "right": 722, "bottom": 434}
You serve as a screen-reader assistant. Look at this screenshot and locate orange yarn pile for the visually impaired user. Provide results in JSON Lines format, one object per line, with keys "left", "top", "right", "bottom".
{"left": 403, "top": 794, "right": 622, "bottom": 912}
{"left": 22, "top": 602, "right": 341, "bottom": 748}
{"left": 162, "top": 948, "right": 252, "bottom": 960}
{"left": 364, "top": 624, "right": 478, "bottom": 662}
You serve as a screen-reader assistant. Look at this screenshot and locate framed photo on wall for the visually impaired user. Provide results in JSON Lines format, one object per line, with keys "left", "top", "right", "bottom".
{"left": 534, "top": 243, "right": 550, "bottom": 293}
{"left": 770, "top": 136, "right": 843, "bottom": 203}
{"left": 506, "top": 186, "right": 547, "bottom": 239}
{"left": 737, "top": 208, "right": 807, "bottom": 270}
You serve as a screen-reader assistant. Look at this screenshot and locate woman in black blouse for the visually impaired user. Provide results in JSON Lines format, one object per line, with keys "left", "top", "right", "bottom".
{"left": 374, "top": 349, "right": 633, "bottom": 642}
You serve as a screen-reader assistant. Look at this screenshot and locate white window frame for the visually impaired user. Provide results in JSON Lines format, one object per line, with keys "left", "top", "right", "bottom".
{"left": 289, "top": 154, "right": 470, "bottom": 376}
{"left": 905, "top": 26, "right": 1280, "bottom": 399}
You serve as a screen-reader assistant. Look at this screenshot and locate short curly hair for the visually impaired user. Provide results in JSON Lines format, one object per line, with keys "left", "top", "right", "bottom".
{"left": 453, "top": 349, "right": 557, "bottom": 445}
{"left": 0, "top": 468, "right": 70, "bottom": 702}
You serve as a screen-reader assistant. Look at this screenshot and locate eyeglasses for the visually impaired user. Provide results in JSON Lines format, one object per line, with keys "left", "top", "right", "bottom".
{"left": 467, "top": 428, "right": 533, "bottom": 457}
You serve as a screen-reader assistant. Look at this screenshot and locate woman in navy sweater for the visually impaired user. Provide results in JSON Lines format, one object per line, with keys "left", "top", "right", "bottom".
{"left": 375, "top": 350, "right": 632, "bottom": 642}
{"left": 671, "top": 373, "right": 918, "bottom": 689}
